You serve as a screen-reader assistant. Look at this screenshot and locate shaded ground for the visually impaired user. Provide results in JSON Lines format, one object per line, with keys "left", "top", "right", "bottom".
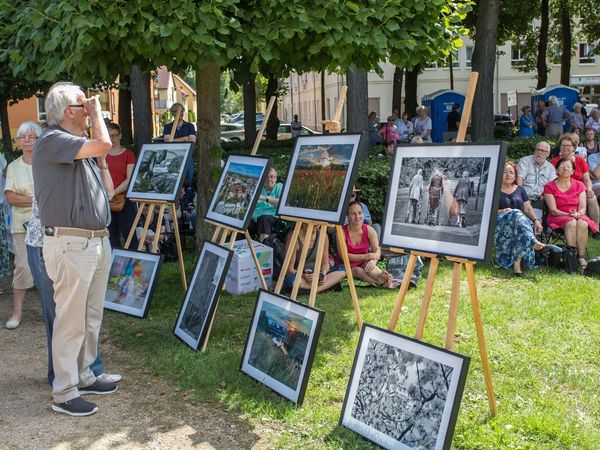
{"left": 0, "top": 276, "right": 269, "bottom": 450}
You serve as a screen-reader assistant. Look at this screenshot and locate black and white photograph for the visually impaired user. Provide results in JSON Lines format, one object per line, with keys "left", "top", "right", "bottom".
{"left": 173, "top": 242, "right": 233, "bottom": 350}
{"left": 205, "top": 154, "right": 270, "bottom": 231}
{"left": 127, "top": 143, "right": 193, "bottom": 202}
{"left": 340, "top": 324, "right": 470, "bottom": 450}
{"left": 240, "top": 290, "right": 324, "bottom": 405}
{"left": 277, "top": 133, "right": 363, "bottom": 224}
{"left": 104, "top": 249, "right": 163, "bottom": 318}
{"left": 381, "top": 143, "right": 505, "bottom": 261}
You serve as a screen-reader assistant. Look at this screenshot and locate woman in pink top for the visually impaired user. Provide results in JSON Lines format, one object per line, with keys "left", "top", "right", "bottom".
{"left": 544, "top": 158, "right": 598, "bottom": 268}
{"left": 337, "top": 201, "right": 392, "bottom": 287}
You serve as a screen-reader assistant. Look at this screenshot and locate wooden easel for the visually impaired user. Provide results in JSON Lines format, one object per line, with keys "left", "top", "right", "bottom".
{"left": 273, "top": 218, "right": 363, "bottom": 330}
{"left": 199, "top": 96, "right": 277, "bottom": 351}
{"left": 386, "top": 72, "right": 497, "bottom": 415}
{"left": 124, "top": 199, "right": 187, "bottom": 290}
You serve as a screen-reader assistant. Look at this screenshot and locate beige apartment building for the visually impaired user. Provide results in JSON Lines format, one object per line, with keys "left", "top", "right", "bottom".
{"left": 281, "top": 38, "right": 599, "bottom": 131}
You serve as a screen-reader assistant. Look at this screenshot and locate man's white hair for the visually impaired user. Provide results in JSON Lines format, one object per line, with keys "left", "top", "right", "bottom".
{"left": 45, "top": 82, "right": 84, "bottom": 126}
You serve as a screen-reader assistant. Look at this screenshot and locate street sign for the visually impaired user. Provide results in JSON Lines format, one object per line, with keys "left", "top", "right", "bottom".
{"left": 507, "top": 89, "right": 517, "bottom": 107}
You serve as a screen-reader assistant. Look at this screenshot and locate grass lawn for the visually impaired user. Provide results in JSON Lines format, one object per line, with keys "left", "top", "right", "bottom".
{"left": 105, "top": 239, "right": 600, "bottom": 449}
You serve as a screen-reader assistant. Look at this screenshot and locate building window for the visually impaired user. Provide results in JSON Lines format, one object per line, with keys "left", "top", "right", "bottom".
{"left": 424, "top": 62, "right": 438, "bottom": 70}
{"left": 37, "top": 97, "right": 46, "bottom": 122}
{"left": 442, "top": 50, "right": 460, "bottom": 69}
{"left": 550, "top": 43, "right": 561, "bottom": 65}
{"left": 465, "top": 46, "right": 473, "bottom": 68}
{"left": 511, "top": 46, "right": 524, "bottom": 66}
{"left": 579, "top": 42, "right": 596, "bottom": 65}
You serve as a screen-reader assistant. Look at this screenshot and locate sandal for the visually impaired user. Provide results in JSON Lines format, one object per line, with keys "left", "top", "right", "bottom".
{"left": 578, "top": 256, "right": 587, "bottom": 269}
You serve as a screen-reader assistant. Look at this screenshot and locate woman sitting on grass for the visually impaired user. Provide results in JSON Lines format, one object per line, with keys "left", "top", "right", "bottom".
{"left": 282, "top": 223, "right": 345, "bottom": 293}
{"left": 337, "top": 201, "right": 392, "bottom": 287}
{"left": 495, "top": 162, "right": 559, "bottom": 276}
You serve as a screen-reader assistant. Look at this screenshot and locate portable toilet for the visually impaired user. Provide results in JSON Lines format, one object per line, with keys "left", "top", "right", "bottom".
{"left": 421, "top": 90, "right": 466, "bottom": 143}
{"left": 531, "top": 84, "right": 579, "bottom": 112}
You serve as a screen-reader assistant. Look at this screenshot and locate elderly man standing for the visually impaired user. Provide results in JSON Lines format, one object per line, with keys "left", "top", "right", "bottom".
{"left": 33, "top": 82, "right": 117, "bottom": 416}
{"left": 542, "top": 96, "right": 571, "bottom": 138}
{"left": 516, "top": 141, "right": 556, "bottom": 218}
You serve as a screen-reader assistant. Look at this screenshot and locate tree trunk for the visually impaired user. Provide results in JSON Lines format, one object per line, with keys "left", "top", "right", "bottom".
{"left": 559, "top": 0, "right": 571, "bottom": 85}
{"left": 346, "top": 68, "right": 368, "bottom": 134}
{"left": 392, "top": 67, "right": 404, "bottom": 114}
{"left": 0, "top": 98, "right": 11, "bottom": 154}
{"left": 265, "top": 74, "right": 280, "bottom": 141}
{"left": 130, "top": 66, "right": 153, "bottom": 153}
{"left": 471, "top": 0, "right": 500, "bottom": 141}
{"left": 321, "top": 72, "right": 326, "bottom": 127}
{"left": 242, "top": 67, "right": 257, "bottom": 144}
{"left": 195, "top": 62, "right": 221, "bottom": 244}
{"left": 536, "top": 0, "right": 549, "bottom": 89}
{"left": 404, "top": 65, "right": 420, "bottom": 117}
{"left": 118, "top": 74, "right": 133, "bottom": 149}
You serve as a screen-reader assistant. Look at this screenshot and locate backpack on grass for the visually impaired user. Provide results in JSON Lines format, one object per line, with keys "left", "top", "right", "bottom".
{"left": 584, "top": 257, "right": 600, "bottom": 277}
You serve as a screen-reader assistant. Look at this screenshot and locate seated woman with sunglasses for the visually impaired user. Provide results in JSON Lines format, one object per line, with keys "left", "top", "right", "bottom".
{"left": 495, "top": 162, "right": 559, "bottom": 276}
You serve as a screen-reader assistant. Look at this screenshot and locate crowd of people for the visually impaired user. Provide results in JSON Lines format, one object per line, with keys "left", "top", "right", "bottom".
{"left": 2, "top": 87, "right": 599, "bottom": 418}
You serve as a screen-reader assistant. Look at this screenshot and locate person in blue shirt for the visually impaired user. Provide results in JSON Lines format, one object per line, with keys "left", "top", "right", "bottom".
{"left": 519, "top": 106, "right": 535, "bottom": 137}
{"left": 163, "top": 103, "right": 196, "bottom": 185}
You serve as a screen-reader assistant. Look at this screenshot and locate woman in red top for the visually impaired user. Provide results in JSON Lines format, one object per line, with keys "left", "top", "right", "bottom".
{"left": 337, "top": 201, "right": 392, "bottom": 287}
{"left": 550, "top": 133, "right": 600, "bottom": 238}
{"left": 105, "top": 123, "right": 138, "bottom": 248}
{"left": 544, "top": 158, "right": 597, "bottom": 268}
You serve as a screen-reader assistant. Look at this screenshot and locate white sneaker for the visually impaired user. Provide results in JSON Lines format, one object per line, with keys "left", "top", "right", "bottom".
{"left": 96, "top": 373, "right": 122, "bottom": 383}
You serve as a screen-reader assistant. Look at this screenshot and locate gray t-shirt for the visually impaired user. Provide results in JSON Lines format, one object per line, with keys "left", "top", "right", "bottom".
{"left": 541, "top": 104, "right": 570, "bottom": 125}
{"left": 516, "top": 155, "right": 557, "bottom": 200}
{"left": 32, "top": 126, "right": 110, "bottom": 230}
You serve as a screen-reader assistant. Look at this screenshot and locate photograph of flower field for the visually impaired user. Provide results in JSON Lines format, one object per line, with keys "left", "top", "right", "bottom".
{"left": 285, "top": 143, "right": 354, "bottom": 212}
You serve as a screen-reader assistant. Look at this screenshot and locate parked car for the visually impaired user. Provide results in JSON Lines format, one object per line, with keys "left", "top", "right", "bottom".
{"left": 232, "top": 112, "right": 264, "bottom": 126}
{"left": 584, "top": 103, "right": 598, "bottom": 115}
{"left": 220, "top": 123, "right": 245, "bottom": 141}
{"left": 494, "top": 114, "right": 516, "bottom": 138}
{"left": 276, "top": 124, "right": 321, "bottom": 140}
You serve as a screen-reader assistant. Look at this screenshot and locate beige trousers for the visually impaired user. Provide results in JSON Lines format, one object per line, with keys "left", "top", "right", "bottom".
{"left": 43, "top": 234, "right": 111, "bottom": 403}
{"left": 12, "top": 232, "right": 34, "bottom": 289}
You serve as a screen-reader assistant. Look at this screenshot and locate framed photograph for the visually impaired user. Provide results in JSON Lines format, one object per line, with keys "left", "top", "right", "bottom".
{"left": 126, "top": 143, "right": 193, "bottom": 202}
{"left": 173, "top": 242, "right": 233, "bottom": 351}
{"left": 104, "top": 249, "right": 163, "bottom": 318}
{"left": 205, "top": 154, "right": 271, "bottom": 231}
{"left": 341, "top": 324, "right": 470, "bottom": 450}
{"left": 240, "top": 290, "right": 324, "bottom": 405}
{"left": 380, "top": 143, "right": 506, "bottom": 261}
{"left": 276, "top": 133, "right": 363, "bottom": 224}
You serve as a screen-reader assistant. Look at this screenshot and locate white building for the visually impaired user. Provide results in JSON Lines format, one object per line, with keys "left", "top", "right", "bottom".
{"left": 280, "top": 38, "right": 599, "bottom": 130}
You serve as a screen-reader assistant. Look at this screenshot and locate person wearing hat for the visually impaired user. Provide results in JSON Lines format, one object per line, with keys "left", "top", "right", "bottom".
{"left": 446, "top": 103, "right": 461, "bottom": 132}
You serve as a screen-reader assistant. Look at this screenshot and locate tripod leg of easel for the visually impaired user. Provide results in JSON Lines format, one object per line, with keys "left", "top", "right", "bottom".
{"left": 171, "top": 203, "right": 187, "bottom": 290}
{"left": 200, "top": 300, "right": 220, "bottom": 353}
{"left": 308, "top": 225, "right": 327, "bottom": 307}
{"left": 291, "top": 223, "right": 314, "bottom": 300}
{"left": 138, "top": 204, "right": 156, "bottom": 252}
{"left": 219, "top": 228, "right": 229, "bottom": 246}
{"left": 211, "top": 226, "right": 222, "bottom": 243}
{"left": 465, "top": 262, "right": 497, "bottom": 415}
{"left": 125, "top": 202, "right": 145, "bottom": 249}
{"left": 388, "top": 253, "right": 417, "bottom": 331}
{"left": 274, "top": 222, "right": 302, "bottom": 294}
{"left": 336, "top": 225, "right": 363, "bottom": 330}
{"left": 228, "top": 231, "right": 238, "bottom": 250}
{"left": 445, "top": 262, "right": 462, "bottom": 350}
{"left": 415, "top": 256, "right": 439, "bottom": 340}
{"left": 151, "top": 204, "right": 166, "bottom": 254}
{"left": 245, "top": 231, "right": 268, "bottom": 290}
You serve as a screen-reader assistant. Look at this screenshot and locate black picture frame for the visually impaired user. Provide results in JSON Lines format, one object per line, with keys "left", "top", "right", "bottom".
{"left": 240, "top": 289, "right": 324, "bottom": 405}
{"left": 204, "top": 154, "right": 271, "bottom": 231}
{"left": 340, "top": 324, "right": 470, "bottom": 450}
{"left": 380, "top": 142, "right": 506, "bottom": 261}
{"left": 276, "top": 133, "right": 363, "bottom": 224}
{"left": 104, "top": 249, "right": 163, "bottom": 318}
{"left": 173, "top": 242, "right": 233, "bottom": 351}
{"left": 126, "top": 142, "right": 193, "bottom": 202}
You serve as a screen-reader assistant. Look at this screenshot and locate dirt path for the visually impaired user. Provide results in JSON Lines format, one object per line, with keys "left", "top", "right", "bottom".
{"left": 0, "top": 277, "right": 269, "bottom": 449}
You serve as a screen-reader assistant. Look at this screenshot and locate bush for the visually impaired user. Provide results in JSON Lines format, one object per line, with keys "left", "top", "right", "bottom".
{"left": 354, "top": 154, "right": 392, "bottom": 224}
{"left": 504, "top": 135, "right": 558, "bottom": 161}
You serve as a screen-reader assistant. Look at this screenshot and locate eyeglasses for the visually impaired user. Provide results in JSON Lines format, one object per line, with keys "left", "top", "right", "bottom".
{"left": 18, "top": 135, "right": 37, "bottom": 141}
{"left": 68, "top": 104, "right": 85, "bottom": 108}
{"left": 560, "top": 144, "right": 574, "bottom": 148}
{"left": 535, "top": 148, "right": 550, "bottom": 153}
{"left": 503, "top": 170, "right": 515, "bottom": 175}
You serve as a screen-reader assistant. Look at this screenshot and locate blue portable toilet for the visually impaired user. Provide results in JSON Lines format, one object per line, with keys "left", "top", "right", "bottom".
{"left": 531, "top": 84, "right": 579, "bottom": 112}
{"left": 421, "top": 90, "right": 466, "bottom": 143}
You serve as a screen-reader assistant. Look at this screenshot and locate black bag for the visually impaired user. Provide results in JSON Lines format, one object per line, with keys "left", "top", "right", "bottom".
{"left": 159, "top": 235, "right": 178, "bottom": 262}
{"left": 262, "top": 234, "right": 286, "bottom": 280}
{"left": 548, "top": 245, "right": 578, "bottom": 274}
{"left": 584, "top": 257, "right": 600, "bottom": 277}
